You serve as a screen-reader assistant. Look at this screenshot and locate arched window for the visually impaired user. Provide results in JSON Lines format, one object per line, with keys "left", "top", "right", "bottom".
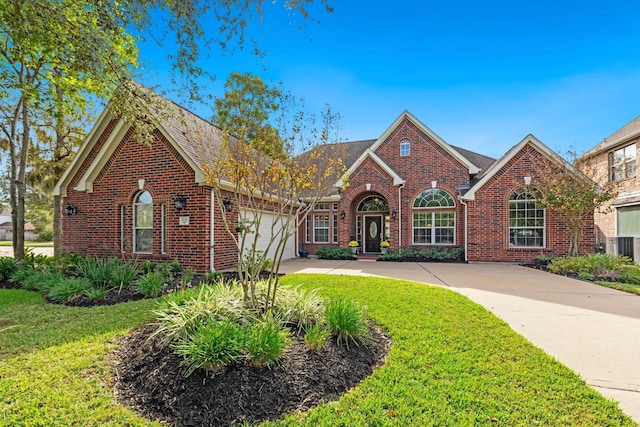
{"left": 134, "top": 191, "right": 153, "bottom": 253}
{"left": 400, "top": 139, "right": 410, "bottom": 157}
{"left": 509, "top": 188, "right": 544, "bottom": 247}
{"left": 412, "top": 189, "right": 455, "bottom": 245}
{"left": 357, "top": 195, "right": 389, "bottom": 212}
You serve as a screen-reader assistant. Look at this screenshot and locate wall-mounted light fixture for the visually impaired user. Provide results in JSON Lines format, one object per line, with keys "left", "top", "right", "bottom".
{"left": 391, "top": 210, "right": 397, "bottom": 219}
{"left": 174, "top": 196, "right": 187, "bottom": 210}
{"left": 222, "top": 197, "right": 234, "bottom": 212}
{"left": 340, "top": 210, "right": 345, "bottom": 219}
{"left": 65, "top": 203, "right": 77, "bottom": 216}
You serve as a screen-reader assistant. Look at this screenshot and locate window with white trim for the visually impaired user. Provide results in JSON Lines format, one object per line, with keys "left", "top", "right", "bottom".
{"left": 610, "top": 143, "right": 636, "bottom": 181}
{"left": 509, "top": 188, "right": 545, "bottom": 247}
{"left": 412, "top": 189, "right": 455, "bottom": 245}
{"left": 400, "top": 139, "right": 410, "bottom": 157}
{"left": 332, "top": 213, "right": 338, "bottom": 243}
{"left": 313, "top": 214, "right": 330, "bottom": 243}
{"left": 314, "top": 202, "right": 330, "bottom": 210}
{"left": 134, "top": 191, "right": 153, "bottom": 253}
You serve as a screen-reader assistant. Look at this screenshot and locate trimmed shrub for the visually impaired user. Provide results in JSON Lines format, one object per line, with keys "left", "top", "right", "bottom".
{"left": 317, "top": 246, "right": 356, "bottom": 260}
{"left": 379, "top": 246, "right": 463, "bottom": 262}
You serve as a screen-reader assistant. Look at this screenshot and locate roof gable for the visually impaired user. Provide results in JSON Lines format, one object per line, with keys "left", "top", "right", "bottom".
{"left": 370, "top": 110, "right": 482, "bottom": 175}
{"left": 461, "top": 134, "right": 577, "bottom": 201}
{"left": 54, "top": 89, "right": 225, "bottom": 197}
{"left": 335, "top": 148, "right": 406, "bottom": 189}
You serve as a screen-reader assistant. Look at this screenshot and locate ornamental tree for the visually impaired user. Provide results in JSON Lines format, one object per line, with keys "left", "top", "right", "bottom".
{"left": 537, "top": 151, "right": 617, "bottom": 257}
{"left": 202, "top": 73, "right": 345, "bottom": 310}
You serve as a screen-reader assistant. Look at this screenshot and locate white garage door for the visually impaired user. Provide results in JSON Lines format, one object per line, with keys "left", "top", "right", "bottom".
{"left": 241, "top": 210, "right": 296, "bottom": 262}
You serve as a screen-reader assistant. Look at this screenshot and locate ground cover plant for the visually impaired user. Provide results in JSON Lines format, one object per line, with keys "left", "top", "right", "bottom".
{"left": 0, "top": 274, "right": 634, "bottom": 426}
{"left": 541, "top": 253, "right": 640, "bottom": 295}
{"left": 1, "top": 254, "right": 199, "bottom": 306}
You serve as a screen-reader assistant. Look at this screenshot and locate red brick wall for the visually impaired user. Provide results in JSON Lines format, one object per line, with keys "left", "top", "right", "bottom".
{"left": 467, "top": 144, "right": 595, "bottom": 263}
{"left": 61, "top": 124, "right": 238, "bottom": 273}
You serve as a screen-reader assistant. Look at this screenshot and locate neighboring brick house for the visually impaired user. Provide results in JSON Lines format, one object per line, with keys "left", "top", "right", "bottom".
{"left": 579, "top": 116, "right": 640, "bottom": 258}
{"left": 303, "top": 111, "right": 594, "bottom": 263}
{"left": 55, "top": 94, "right": 594, "bottom": 272}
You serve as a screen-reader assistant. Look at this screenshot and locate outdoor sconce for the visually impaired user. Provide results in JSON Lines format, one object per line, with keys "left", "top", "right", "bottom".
{"left": 222, "top": 197, "right": 234, "bottom": 212}
{"left": 65, "top": 203, "right": 77, "bottom": 216}
{"left": 174, "top": 196, "right": 187, "bottom": 210}
{"left": 391, "top": 210, "right": 397, "bottom": 219}
{"left": 340, "top": 210, "right": 345, "bottom": 219}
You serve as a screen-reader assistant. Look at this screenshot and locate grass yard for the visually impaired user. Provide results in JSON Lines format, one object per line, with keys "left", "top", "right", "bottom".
{"left": 0, "top": 274, "right": 634, "bottom": 426}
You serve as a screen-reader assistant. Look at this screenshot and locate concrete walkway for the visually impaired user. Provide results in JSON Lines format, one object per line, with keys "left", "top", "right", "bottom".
{"left": 278, "top": 258, "right": 640, "bottom": 424}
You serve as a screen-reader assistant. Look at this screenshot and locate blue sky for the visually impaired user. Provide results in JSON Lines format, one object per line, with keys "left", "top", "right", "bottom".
{"left": 137, "top": 0, "right": 640, "bottom": 159}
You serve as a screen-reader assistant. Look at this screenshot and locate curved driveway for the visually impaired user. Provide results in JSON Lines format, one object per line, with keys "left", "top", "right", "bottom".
{"left": 279, "top": 258, "right": 640, "bottom": 424}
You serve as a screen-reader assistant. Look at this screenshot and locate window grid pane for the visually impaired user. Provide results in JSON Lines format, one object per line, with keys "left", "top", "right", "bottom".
{"left": 509, "top": 190, "right": 544, "bottom": 248}
{"left": 314, "top": 214, "right": 330, "bottom": 243}
{"left": 413, "top": 211, "right": 455, "bottom": 245}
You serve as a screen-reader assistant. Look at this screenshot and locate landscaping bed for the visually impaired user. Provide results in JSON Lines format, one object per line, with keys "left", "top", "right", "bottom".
{"left": 113, "top": 324, "right": 390, "bottom": 426}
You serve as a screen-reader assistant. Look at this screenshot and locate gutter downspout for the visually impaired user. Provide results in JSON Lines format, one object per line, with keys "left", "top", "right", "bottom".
{"left": 398, "top": 183, "right": 404, "bottom": 247}
{"left": 458, "top": 196, "right": 468, "bottom": 262}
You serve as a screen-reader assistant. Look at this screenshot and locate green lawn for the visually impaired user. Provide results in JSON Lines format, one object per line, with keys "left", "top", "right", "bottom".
{"left": 0, "top": 240, "right": 53, "bottom": 247}
{"left": 0, "top": 275, "right": 633, "bottom": 426}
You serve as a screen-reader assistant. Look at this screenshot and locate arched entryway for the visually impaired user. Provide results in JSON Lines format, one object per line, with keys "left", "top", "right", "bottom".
{"left": 355, "top": 195, "right": 390, "bottom": 253}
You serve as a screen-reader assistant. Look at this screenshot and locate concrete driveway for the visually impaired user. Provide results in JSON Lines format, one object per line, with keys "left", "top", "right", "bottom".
{"left": 278, "top": 258, "right": 640, "bottom": 424}
{"left": 0, "top": 246, "right": 54, "bottom": 258}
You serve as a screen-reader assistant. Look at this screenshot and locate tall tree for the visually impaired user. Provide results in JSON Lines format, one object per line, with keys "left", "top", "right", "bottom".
{"left": 0, "top": 0, "right": 333, "bottom": 259}
{"left": 204, "top": 73, "right": 345, "bottom": 310}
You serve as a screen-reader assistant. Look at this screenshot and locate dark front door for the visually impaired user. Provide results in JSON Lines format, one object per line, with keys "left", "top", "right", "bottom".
{"left": 364, "top": 216, "right": 382, "bottom": 253}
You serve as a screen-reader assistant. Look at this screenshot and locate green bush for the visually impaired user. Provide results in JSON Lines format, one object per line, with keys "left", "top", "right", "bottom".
{"left": 244, "top": 312, "right": 290, "bottom": 367}
{"left": 317, "top": 246, "right": 356, "bottom": 260}
{"left": 173, "top": 318, "right": 247, "bottom": 376}
{"left": 0, "top": 256, "right": 17, "bottom": 281}
{"left": 618, "top": 265, "right": 640, "bottom": 285}
{"left": 134, "top": 271, "right": 166, "bottom": 297}
{"left": 379, "top": 246, "right": 463, "bottom": 262}
{"left": 325, "top": 296, "right": 369, "bottom": 348}
{"left": 274, "top": 286, "right": 325, "bottom": 331}
{"left": 46, "top": 277, "right": 92, "bottom": 303}
{"left": 304, "top": 323, "right": 329, "bottom": 351}
{"left": 549, "top": 254, "right": 633, "bottom": 278}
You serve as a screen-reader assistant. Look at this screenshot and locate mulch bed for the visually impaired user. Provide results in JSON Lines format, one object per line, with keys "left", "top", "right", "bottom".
{"left": 112, "top": 324, "right": 391, "bottom": 427}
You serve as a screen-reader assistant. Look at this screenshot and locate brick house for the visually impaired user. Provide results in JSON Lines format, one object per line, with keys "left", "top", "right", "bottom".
{"left": 55, "top": 95, "right": 594, "bottom": 272}
{"left": 303, "top": 110, "right": 594, "bottom": 263}
{"left": 579, "top": 116, "right": 640, "bottom": 259}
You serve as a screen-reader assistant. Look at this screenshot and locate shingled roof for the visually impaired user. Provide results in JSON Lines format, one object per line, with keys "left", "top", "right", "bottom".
{"left": 581, "top": 115, "right": 640, "bottom": 158}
